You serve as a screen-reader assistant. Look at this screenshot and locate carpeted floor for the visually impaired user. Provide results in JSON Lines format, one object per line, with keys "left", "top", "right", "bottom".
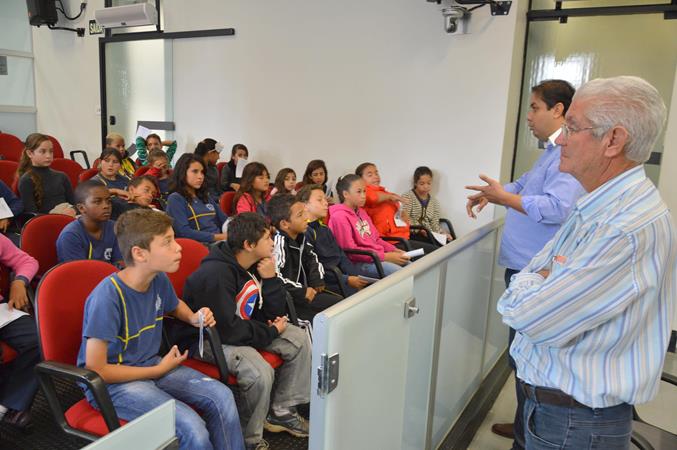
{"left": 0, "top": 379, "right": 309, "bottom": 450}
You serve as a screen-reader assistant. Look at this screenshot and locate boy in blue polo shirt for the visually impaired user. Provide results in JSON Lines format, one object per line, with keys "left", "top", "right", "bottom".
{"left": 57, "top": 180, "right": 123, "bottom": 266}
{"left": 76, "top": 208, "right": 244, "bottom": 450}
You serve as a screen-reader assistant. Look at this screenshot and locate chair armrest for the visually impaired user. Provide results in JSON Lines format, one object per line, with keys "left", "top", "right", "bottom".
{"left": 284, "top": 291, "right": 300, "bottom": 326}
{"left": 343, "top": 249, "right": 385, "bottom": 278}
{"left": 35, "top": 360, "right": 120, "bottom": 440}
{"left": 382, "top": 236, "right": 410, "bottom": 251}
{"left": 325, "top": 265, "right": 347, "bottom": 297}
{"left": 204, "top": 326, "right": 230, "bottom": 385}
{"left": 661, "top": 371, "right": 677, "bottom": 387}
{"left": 409, "top": 225, "right": 439, "bottom": 246}
{"left": 439, "top": 218, "right": 457, "bottom": 240}
{"left": 70, "top": 150, "right": 90, "bottom": 169}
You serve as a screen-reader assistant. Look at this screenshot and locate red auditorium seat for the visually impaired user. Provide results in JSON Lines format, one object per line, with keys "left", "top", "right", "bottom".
{"left": 20, "top": 214, "right": 75, "bottom": 280}
{"left": 50, "top": 158, "right": 84, "bottom": 189}
{"left": 219, "top": 191, "right": 236, "bottom": 216}
{"left": 0, "top": 133, "right": 24, "bottom": 162}
{"left": 0, "top": 160, "right": 18, "bottom": 189}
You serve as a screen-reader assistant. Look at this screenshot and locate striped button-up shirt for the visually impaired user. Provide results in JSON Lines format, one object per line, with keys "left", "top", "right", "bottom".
{"left": 498, "top": 165, "right": 676, "bottom": 408}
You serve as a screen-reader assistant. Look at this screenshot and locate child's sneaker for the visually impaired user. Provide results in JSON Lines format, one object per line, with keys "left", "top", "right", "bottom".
{"left": 246, "top": 439, "right": 269, "bottom": 450}
{"left": 264, "top": 411, "right": 309, "bottom": 437}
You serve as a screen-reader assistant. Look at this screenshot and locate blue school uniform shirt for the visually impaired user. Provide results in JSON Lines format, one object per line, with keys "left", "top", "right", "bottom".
{"left": 77, "top": 273, "right": 179, "bottom": 368}
{"left": 94, "top": 173, "right": 130, "bottom": 191}
{"left": 165, "top": 192, "right": 227, "bottom": 243}
{"left": 56, "top": 219, "right": 122, "bottom": 264}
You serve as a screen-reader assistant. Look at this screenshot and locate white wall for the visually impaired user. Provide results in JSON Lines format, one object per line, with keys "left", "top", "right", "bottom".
{"left": 32, "top": 0, "right": 528, "bottom": 236}
{"left": 166, "top": 0, "right": 528, "bottom": 235}
{"left": 32, "top": 0, "right": 104, "bottom": 160}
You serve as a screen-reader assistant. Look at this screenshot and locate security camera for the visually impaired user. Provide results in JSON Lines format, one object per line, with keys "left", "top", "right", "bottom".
{"left": 441, "top": 6, "right": 469, "bottom": 34}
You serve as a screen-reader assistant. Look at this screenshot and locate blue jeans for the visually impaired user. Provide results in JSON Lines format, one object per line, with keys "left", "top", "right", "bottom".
{"left": 522, "top": 391, "right": 632, "bottom": 449}
{"left": 357, "top": 261, "right": 402, "bottom": 278}
{"left": 90, "top": 361, "right": 244, "bottom": 450}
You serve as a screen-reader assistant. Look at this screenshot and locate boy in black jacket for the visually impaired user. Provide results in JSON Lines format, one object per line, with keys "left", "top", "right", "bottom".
{"left": 297, "top": 184, "right": 369, "bottom": 297}
{"left": 267, "top": 194, "right": 343, "bottom": 321}
{"left": 184, "top": 213, "right": 311, "bottom": 450}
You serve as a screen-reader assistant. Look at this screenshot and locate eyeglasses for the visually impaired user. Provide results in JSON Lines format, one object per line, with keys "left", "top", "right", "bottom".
{"left": 560, "top": 123, "right": 601, "bottom": 139}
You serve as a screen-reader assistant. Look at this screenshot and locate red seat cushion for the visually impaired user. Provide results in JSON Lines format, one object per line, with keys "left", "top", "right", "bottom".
{"left": 64, "top": 399, "right": 127, "bottom": 437}
{"left": 0, "top": 341, "right": 17, "bottom": 364}
{"left": 259, "top": 350, "right": 283, "bottom": 369}
{"left": 181, "top": 358, "right": 236, "bottom": 385}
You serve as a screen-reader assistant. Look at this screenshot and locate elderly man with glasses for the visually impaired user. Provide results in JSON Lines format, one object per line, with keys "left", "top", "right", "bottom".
{"left": 496, "top": 76, "right": 675, "bottom": 449}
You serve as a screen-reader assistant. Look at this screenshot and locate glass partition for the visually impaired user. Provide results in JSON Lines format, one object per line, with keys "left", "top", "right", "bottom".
{"left": 310, "top": 220, "right": 506, "bottom": 450}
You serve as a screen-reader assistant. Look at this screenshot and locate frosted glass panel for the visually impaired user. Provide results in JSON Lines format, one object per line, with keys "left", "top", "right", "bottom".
{"left": 0, "top": 57, "right": 35, "bottom": 107}
{"left": 431, "top": 230, "right": 496, "bottom": 446}
{"left": 482, "top": 229, "right": 509, "bottom": 376}
{"left": 0, "top": 0, "right": 33, "bottom": 53}
{"left": 0, "top": 112, "right": 36, "bottom": 140}
{"left": 513, "top": 11, "right": 677, "bottom": 185}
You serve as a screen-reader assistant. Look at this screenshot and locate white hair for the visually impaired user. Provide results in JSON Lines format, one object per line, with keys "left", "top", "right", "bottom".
{"left": 574, "top": 76, "right": 667, "bottom": 163}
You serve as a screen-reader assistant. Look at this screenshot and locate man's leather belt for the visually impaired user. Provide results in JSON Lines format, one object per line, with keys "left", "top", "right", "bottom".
{"left": 518, "top": 379, "right": 588, "bottom": 409}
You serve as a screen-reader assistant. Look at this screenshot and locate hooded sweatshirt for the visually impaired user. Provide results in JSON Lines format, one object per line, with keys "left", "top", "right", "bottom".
{"left": 272, "top": 229, "right": 324, "bottom": 303}
{"left": 328, "top": 203, "right": 397, "bottom": 263}
{"left": 305, "top": 220, "right": 360, "bottom": 285}
{"left": 183, "top": 241, "right": 287, "bottom": 348}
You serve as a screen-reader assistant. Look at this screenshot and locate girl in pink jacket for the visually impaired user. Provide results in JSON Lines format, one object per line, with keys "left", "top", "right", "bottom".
{"left": 328, "top": 174, "right": 409, "bottom": 278}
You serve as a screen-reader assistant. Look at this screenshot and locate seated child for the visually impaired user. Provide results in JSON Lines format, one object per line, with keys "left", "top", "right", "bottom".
{"left": 356, "top": 162, "right": 436, "bottom": 255}
{"left": 297, "top": 185, "right": 369, "bottom": 297}
{"left": 268, "top": 194, "right": 343, "bottom": 321}
{"left": 166, "top": 154, "right": 227, "bottom": 244}
{"left": 17, "top": 133, "right": 75, "bottom": 216}
{"left": 56, "top": 180, "right": 123, "bottom": 266}
{"left": 0, "top": 233, "right": 40, "bottom": 429}
{"left": 0, "top": 179, "right": 23, "bottom": 238}
{"left": 194, "top": 138, "right": 223, "bottom": 199}
{"left": 111, "top": 175, "right": 158, "bottom": 221}
{"left": 328, "top": 175, "right": 409, "bottom": 278}
{"left": 185, "top": 212, "right": 311, "bottom": 448}
{"left": 401, "top": 166, "right": 453, "bottom": 245}
{"left": 220, "top": 143, "right": 248, "bottom": 192}
{"left": 270, "top": 168, "right": 297, "bottom": 197}
{"left": 300, "top": 160, "right": 329, "bottom": 195}
{"left": 105, "top": 132, "right": 136, "bottom": 179}
{"left": 234, "top": 162, "right": 271, "bottom": 216}
{"left": 77, "top": 208, "right": 244, "bottom": 450}
{"left": 94, "top": 147, "right": 131, "bottom": 199}
{"left": 145, "top": 149, "right": 171, "bottom": 201}
{"left": 136, "top": 133, "right": 177, "bottom": 167}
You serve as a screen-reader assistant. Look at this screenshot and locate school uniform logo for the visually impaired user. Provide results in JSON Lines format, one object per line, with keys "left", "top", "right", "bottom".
{"left": 155, "top": 295, "right": 162, "bottom": 313}
{"left": 206, "top": 203, "right": 215, "bottom": 211}
{"left": 234, "top": 280, "right": 259, "bottom": 320}
{"left": 104, "top": 248, "right": 113, "bottom": 261}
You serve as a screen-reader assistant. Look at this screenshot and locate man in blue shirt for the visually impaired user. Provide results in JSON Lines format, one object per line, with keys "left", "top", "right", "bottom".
{"left": 466, "top": 80, "right": 585, "bottom": 449}
{"left": 497, "top": 76, "right": 675, "bottom": 449}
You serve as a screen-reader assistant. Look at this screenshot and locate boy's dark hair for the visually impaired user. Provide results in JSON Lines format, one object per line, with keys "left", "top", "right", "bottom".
{"left": 267, "top": 193, "right": 296, "bottom": 229}
{"left": 233, "top": 162, "right": 270, "bottom": 206}
{"left": 274, "top": 168, "right": 296, "bottom": 194}
{"left": 355, "top": 162, "right": 375, "bottom": 177}
{"left": 231, "top": 143, "right": 249, "bottom": 158}
{"left": 227, "top": 212, "right": 270, "bottom": 253}
{"left": 130, "top": 174, "right": 159, "bottom": 192}
{"left": 170, "top": 153, "right": 209, "bottom": 202}
{"left": 531, "top": 79, "right": 576, "bottom": 114}
{"left": 115, "top": 209, "right": 174, "bottom": 266}
{"left": 99, "top": 147, "right": 123, "bottom": 163}
{"left": 145, "top": 133, "right": 162, "bottom": 145}
{"left": 296, "top": 184, "right": 324, "bottom": 203}
{"left": 302, "top": 160, "right": 328, "bottom": 185}
{"left": 413, "top": 166, "right": 433, "bottom": 187}
{"left": 74, "top": 179, "right": 107, "bottom": 206}
{"left": 148, "top": 149, "right": 169, "bottom": 166}
{"left": 336, "top": 174, "right": 361, "bottom": 203}
{"left": 195, "top": 138, "right": 217, "bottom": 159}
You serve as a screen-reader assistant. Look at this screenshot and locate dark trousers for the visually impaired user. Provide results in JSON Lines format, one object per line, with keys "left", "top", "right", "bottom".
{"left": 293, "top": 291, "right": 344, "bottom": 322}
{"left": 504, "top": 268, "right": 525, "bottom": 450}
{"left": 0, "top": 315, "right": 41, "bottom": 411}
{"left": 395, "top": 240, "right": 437, "bottom": 258}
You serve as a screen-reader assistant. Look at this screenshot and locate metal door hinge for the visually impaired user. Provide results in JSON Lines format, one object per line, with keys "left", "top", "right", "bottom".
{"left": 317, "top": 353, "right": 339, "bottom": 397}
